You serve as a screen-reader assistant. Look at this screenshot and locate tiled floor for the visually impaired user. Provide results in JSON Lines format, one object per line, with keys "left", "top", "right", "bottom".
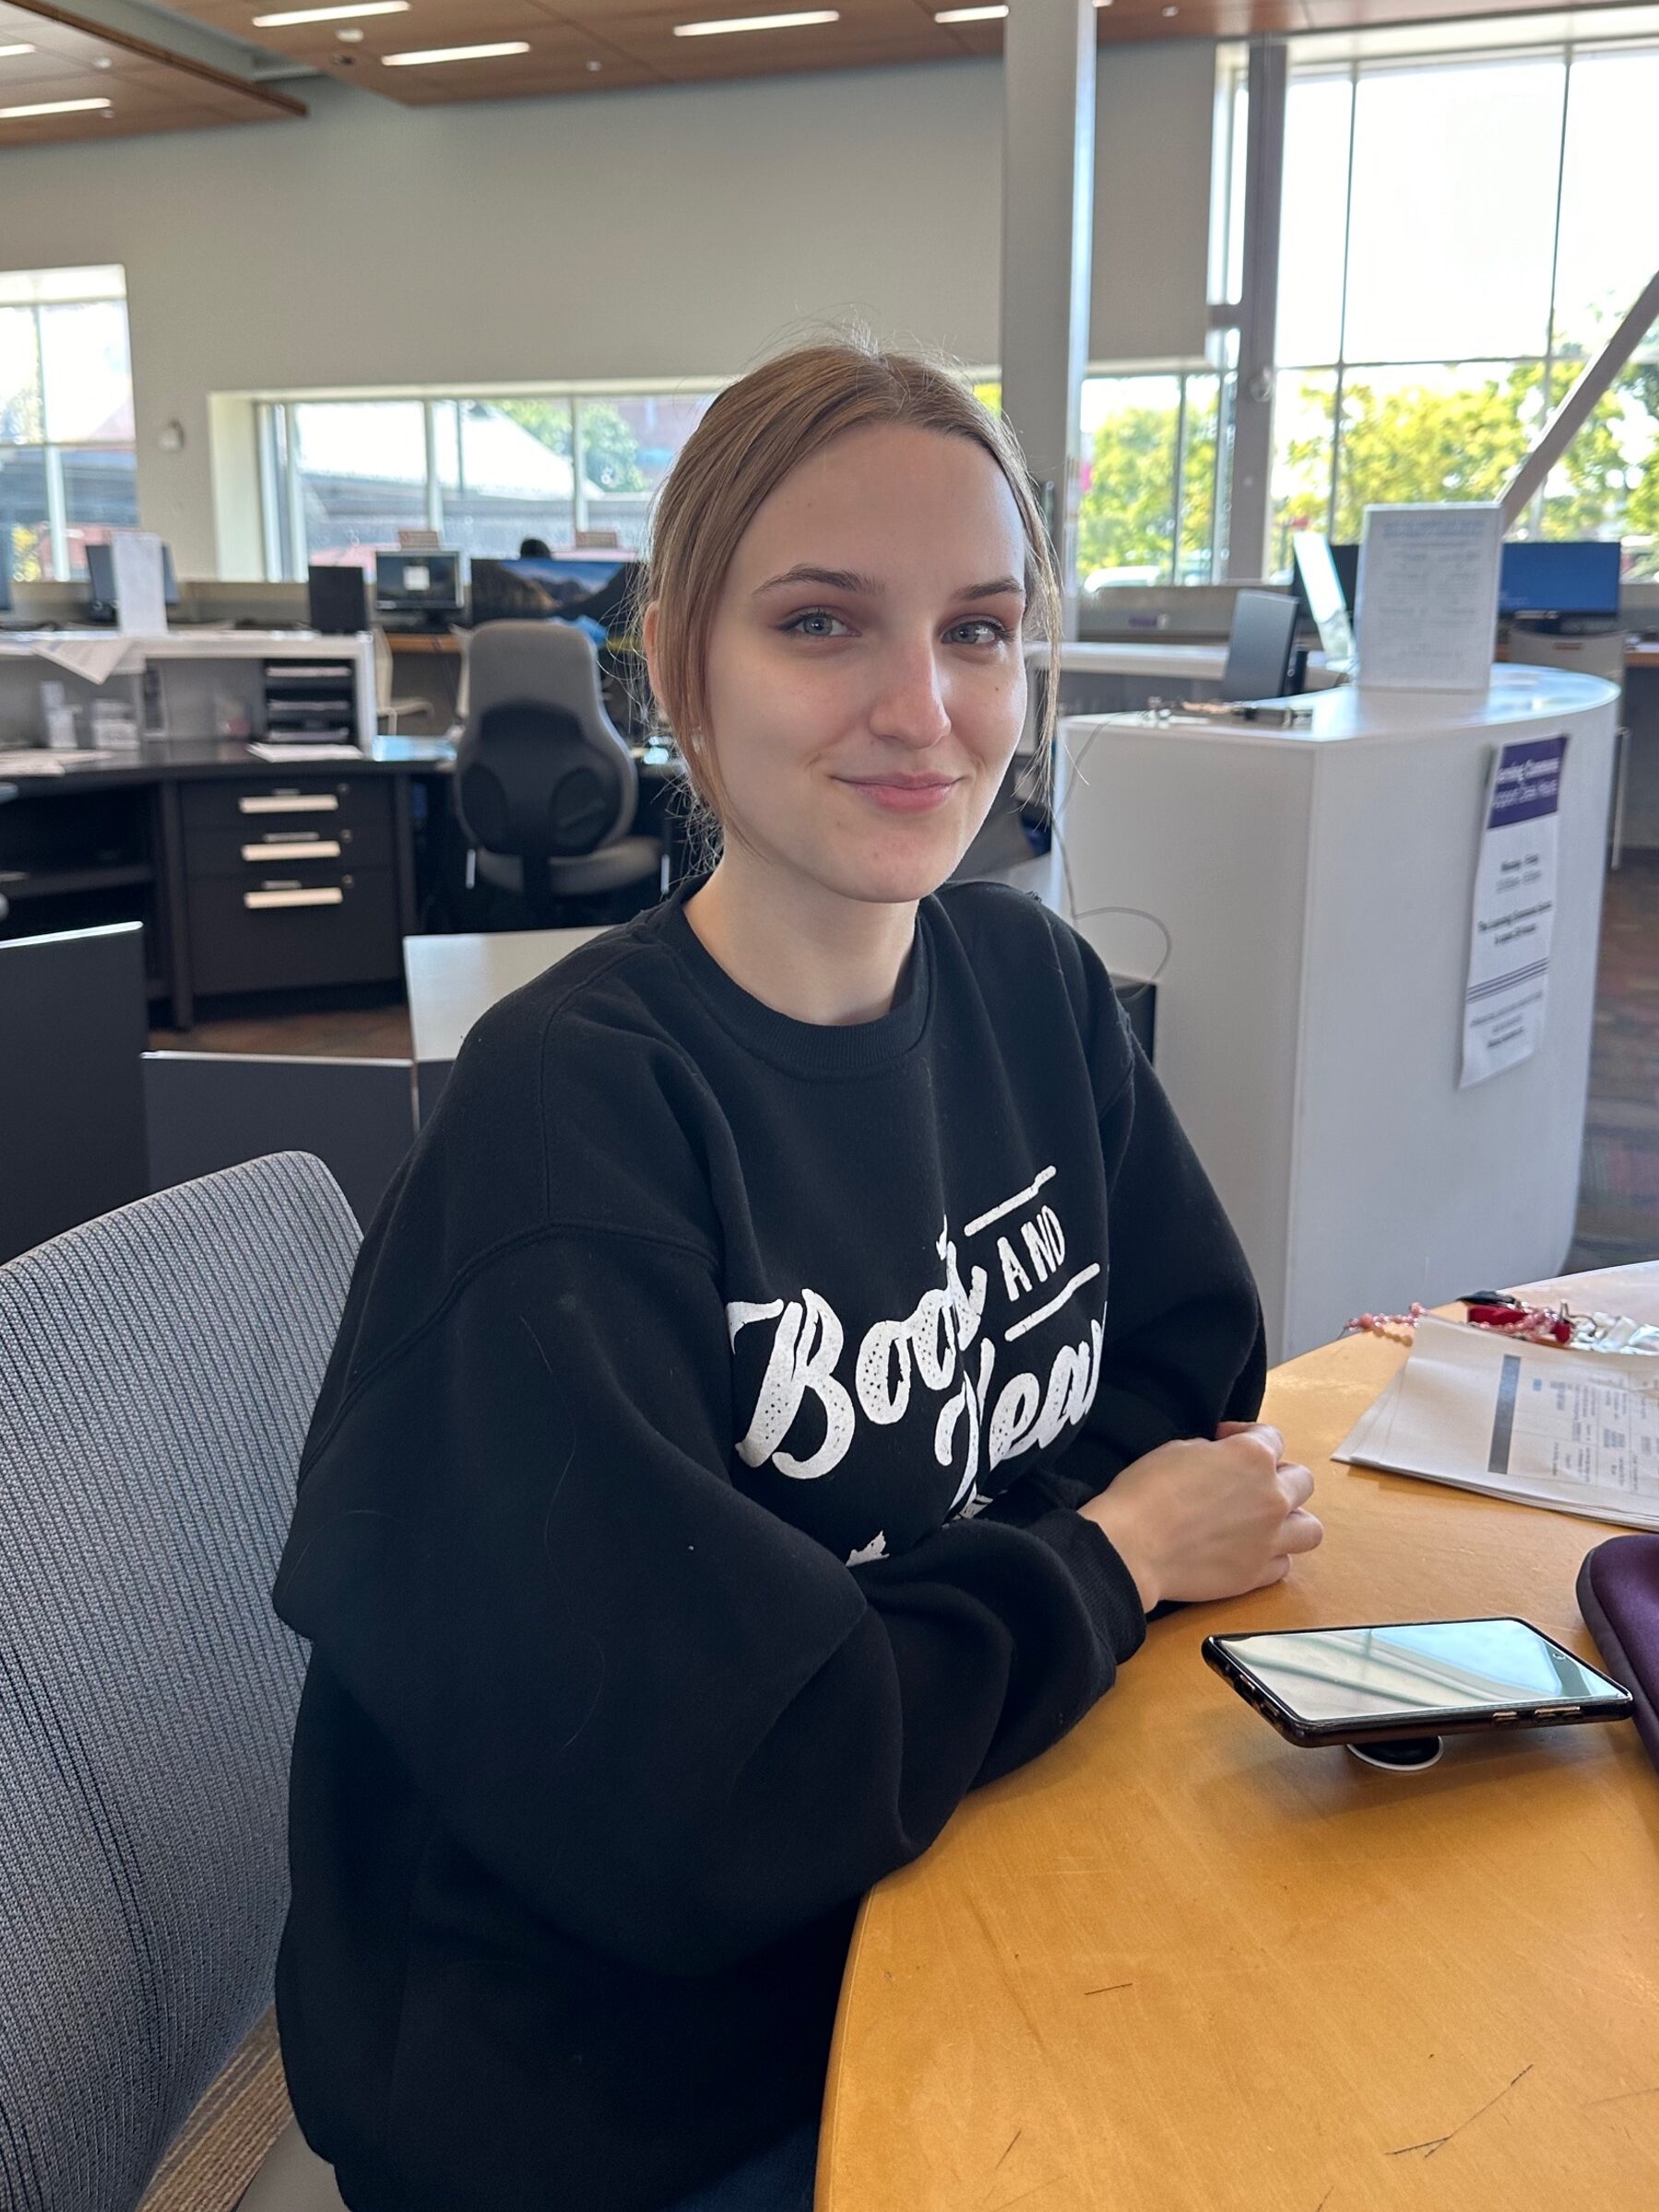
{"left": 148, "top": 869, "right": 1659, "bottom": 1273}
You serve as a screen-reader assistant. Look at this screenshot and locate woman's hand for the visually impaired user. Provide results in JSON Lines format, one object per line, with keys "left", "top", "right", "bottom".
{"left": 1077, "top": 1421, "right": 1322, "bottom": 1612}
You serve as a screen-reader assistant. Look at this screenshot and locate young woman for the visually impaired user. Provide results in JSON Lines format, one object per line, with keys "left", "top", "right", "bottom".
{"left": 273, "top": 341, "right": 1321, "bottom": 2212}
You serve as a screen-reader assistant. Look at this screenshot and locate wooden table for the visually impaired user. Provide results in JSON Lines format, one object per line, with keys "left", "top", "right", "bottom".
{"left": 821, "top": 1266, "right": 1659, "bottom": 2211}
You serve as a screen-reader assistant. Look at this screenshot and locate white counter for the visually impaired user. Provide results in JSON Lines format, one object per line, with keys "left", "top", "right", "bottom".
{"left": 0, "top": 627, "right": 376, "bottom": 751}
{"left": 1055, "top": 667, "right": 1618, "bottom": 1361}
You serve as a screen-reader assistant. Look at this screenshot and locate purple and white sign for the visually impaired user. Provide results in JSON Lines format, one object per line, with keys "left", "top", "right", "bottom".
{"left": 1461, "top": 732, "right": 1569, "bottom": 1088}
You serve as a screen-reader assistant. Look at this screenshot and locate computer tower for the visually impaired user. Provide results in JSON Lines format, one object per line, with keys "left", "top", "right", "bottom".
{"left": 308, "top": 563, "right": 371, "bottom": 634}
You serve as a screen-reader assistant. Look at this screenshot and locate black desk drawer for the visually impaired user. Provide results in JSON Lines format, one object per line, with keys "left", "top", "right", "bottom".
{"left": 186, "top": 812, "right": 394, "bottom": 880}
{"left": 181, "top": 775, "right": 391, "bottom": 836}
{"left": 187, "top": 866, "right": 400, "bottom": 996}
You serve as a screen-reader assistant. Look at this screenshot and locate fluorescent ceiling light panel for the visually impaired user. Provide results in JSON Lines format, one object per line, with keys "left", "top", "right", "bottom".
{"left": 934, "top": 6, "right": 1006, "bottom": 17}
{"left": 383, "top": 41, "right": 530, "bottom": 65}
{"left": 0, "top": 41, "right": 39, "bottom": 55}
{"left": 252, "top": 4, "right": 409, "bottom": 23}
{"left": 673, "top": 12, "right": 839, "bottom": 35}
{"left": 0, "top": 97, "right": 112, "bottom": 116}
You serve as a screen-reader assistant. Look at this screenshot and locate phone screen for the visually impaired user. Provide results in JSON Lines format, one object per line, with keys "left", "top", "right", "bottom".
{"left": 1214, "top": 1618, "right": 1628, "bottom": 1727}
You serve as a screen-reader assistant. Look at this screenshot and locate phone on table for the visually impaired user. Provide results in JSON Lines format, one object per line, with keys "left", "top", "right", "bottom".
{"left": 1203, "top": 1616, "right": 1633, "bottom": 1750}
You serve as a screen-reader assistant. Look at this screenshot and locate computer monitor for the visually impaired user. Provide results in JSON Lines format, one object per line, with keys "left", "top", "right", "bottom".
{"left": 375, "top": 550, "right": 463, "bottom": 620}
{"left": 1291, "top": 533, "right": 1356, "bottom": 676}
{"left": 86, "top": 538, "right": 180, "bottom": 621}
{"left": 469, "top": 554, "right": 634, "bottom": 629}
{"left": 1498, "top": 539, "right": 1622, "bottom": 619}
{"left": 1221, "top": 589, "right": 1301, "bottom": 704}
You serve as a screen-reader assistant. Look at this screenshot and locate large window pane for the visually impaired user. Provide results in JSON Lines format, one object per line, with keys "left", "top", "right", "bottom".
{"left": 1077, "top": 375, "right": 1181, "bottom": 587}
{"left": 0, "top": 308, "right": 42, "bottom": 444}
{"left": 64, "top": 446, "right": 139, "bottom": 574}
{"left": 440, "top": 398, "right": 575, "bottom": 559}
{"left": 295, "top": 401, "right": 427, "bottom": 562}
{"left": 1332, "top": 361, "right": 1545, "bottom": 540}
{"left": 579, "top": 394, "right": 711, "bottom": 552}
{"left": 1528, "top": 363, "right": 1659, "bottom": 567}
{"left": 1556, "top": 52, "right": 1659, "bottom": 361}
{"left": 40, "top": 302, "right": 134, "bottom": 443}
{"left": 0, "top": 447, "right": 53, "bottom": 581}
{"left": 1270, "top": 371, "right": 1337, "bottom": 579}
{"left": 1277, "top": 74, "right": 1352, "bottom": 369}
{"left": 1178, "top": 375, "right": 1223, "bottom": 584}
{"left": 1343, "top": 60, "right": 1562, "bottom": 364}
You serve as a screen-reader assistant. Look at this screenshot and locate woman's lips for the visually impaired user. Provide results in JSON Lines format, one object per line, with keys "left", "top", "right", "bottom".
{"left": 839, "top": 777, "right": 960, "bottom": 813}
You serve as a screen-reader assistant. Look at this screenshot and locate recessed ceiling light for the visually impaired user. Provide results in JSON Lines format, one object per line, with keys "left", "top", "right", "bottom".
{"left": 0, "top": 41, "right": 39, "bottom": 56}
{"left": 252, "top": 4, "right": 409, "bottom": 25}
{"left": 587, "top": 58, "right": 603, "bottom": 69}
{"left": 935, "top": 6, "right": 1006, "bottom": 18}
{"left": 383, "top": 41, "right": 530, "bottom": 65}
{"left": 0, "top": 97, "right": 113, "bottom": 117}
{"left": 673, "top": 11, "right": 839, "bottom": 36}
{"left": 337, "top": 27, "right": 365, "bottom": 40}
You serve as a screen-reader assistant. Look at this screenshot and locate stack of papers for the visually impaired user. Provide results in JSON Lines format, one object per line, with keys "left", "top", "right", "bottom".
{"left": 1335, "top": 1315, "right": 1659, "bottom": 1531}
{"left": 247, "top": 741, "right": 363, "bottom": 762}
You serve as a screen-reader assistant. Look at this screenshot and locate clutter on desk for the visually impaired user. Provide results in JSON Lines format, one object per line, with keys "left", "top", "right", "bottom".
{"left": 1345, "top": 1290, "right": 1659, "bottom": 1354}
{"left": 1336, "top": 1312, "right": 1659, "bottom": 1531}
{"left": 1577, "top": 1535, "right": 1659, "bottom": 1773}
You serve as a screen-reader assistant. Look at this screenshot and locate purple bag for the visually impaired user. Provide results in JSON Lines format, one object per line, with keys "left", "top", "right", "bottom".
{"left": 1576, "top": 1535, "right": 1659, "bottom": 1774}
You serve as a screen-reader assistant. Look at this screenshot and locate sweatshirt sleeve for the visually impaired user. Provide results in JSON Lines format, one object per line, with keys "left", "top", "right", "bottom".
{"left": 274, "top": 1227, "right": 1144, "bottom": 1984}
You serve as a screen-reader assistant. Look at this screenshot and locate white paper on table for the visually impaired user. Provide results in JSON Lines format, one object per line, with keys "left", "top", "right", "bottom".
{"left": 17, "top": 635, "right": 135, "bottom": 685}
{"left": 247, "top": 741, "right": 363, "bottom": 762}
{"left": 112, "top": 532, "right": 169, "bottom": 637}
{"left": 1460, "top": 731, "right": 1567, "bottom": 1088}
{"left": 1355, "top": 503, "right": 1504, "bottom": 692}
{"left": 1333, "top": 1314, "right": 1659, "bottom": 1530}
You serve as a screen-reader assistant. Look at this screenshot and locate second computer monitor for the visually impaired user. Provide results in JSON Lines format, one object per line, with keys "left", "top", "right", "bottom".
{"left": 86, "top": 538, "right": 180, "bottom": 621}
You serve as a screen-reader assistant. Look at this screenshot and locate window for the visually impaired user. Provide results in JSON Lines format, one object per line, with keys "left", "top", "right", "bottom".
{"left": 0, "top": 266, "right": 136, "bottom": 582}
{"left": 262, "top": 389, "right": 717, "bottom": 576}
{"left": 1273, "top": 35, "right": 1659, "bottom": 577}
{"left": 1078, "top": 371, "right": 1228, "bottom": 589}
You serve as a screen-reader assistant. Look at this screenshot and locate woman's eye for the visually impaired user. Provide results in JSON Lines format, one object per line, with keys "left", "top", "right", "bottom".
{"left": 784, "top": 609, "right": 852, "bottom": 638}
{"left": 948, "top": 619, "right": 1010, "bottom": 646}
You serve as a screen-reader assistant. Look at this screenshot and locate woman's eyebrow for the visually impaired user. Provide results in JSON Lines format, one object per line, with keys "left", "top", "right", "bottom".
{"left": 752, "top": 567, "right": 1026, "bottom": 601}
{"left": 753, "top": 565, "right": 883, "bottom": 597}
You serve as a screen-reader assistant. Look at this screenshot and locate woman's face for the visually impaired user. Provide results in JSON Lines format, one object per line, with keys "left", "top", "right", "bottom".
{"left": 685, "top": 421, "right": 1030, "bottom": 909}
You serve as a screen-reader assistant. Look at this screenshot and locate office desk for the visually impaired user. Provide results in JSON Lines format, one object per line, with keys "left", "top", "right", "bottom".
{"left": 0, "top": 737, "right": 678, "bottom": 1029}
{"left": 404, "top": 925, "right": 606, "bottom": 1120}
{"left": 821, "top": 1263, "right": 1659, "bottom": 2212}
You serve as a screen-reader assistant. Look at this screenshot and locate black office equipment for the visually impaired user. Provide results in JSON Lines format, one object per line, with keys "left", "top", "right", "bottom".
{"left": 144, "top": 1052, "right": 415, "bottom": 1228}
{"left": 374, "top": 550, "right": 463, "bottom": 626}
{"left": 0, "top": 531, "right": 11, "bottom": 614}
{"left": 1499, "top": 539, "right": 1622, "bottom": 620}
{"left": 260, "top": 658, "right": 360, "bottom": 746}
{"left": 1329, "top": 541, "right": 1360, "bottom": 614}
{"left": 0, "top": 922, "right": 149, "bottom": 1264}
{"left": 308, "top": 562, "right": 371, "bottom": 635}
{"left": 86, "top": 539, "right": 180, "bottom": 623}
{"left": 1221, "top": 589, "right": 1302, "bottom": 703}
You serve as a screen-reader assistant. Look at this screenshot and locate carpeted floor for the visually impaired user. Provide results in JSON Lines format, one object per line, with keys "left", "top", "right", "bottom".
{"left": 150, "top": 867, "right": 1659, "bottom": 1274}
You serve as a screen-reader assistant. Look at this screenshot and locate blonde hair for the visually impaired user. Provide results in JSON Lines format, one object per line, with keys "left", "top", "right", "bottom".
{"left": 639, "top": 337, "right": 1061, "bottom": 838}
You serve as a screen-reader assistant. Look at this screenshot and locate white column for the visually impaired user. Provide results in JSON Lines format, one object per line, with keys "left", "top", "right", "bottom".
{"left": 999, "top": 0, "right": 1096, "bottom": 637}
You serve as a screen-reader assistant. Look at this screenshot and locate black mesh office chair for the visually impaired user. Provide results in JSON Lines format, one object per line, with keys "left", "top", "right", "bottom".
{"left": 0, "top": 785, "right": 16, "bottom": 924}
{"left": 455, "top": 621, "right": 662, "bottom": 923}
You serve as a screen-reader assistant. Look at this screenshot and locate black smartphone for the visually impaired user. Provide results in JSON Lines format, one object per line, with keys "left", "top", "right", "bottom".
{"left": 1203, "top": 1616, "right": 1633, "bottom": 1749}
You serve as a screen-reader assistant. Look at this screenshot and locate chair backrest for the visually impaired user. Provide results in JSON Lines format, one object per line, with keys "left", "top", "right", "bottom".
{"left": 0, "top": 1153, "right": 361, "bottom": 2212}
{"left": 456, "top": 620, "right": 637, "bottom": 866}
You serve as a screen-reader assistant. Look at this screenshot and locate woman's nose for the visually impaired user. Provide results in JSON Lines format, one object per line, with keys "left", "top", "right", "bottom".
{"left": 867, "top": 644, "right": 951, "bottom": 749}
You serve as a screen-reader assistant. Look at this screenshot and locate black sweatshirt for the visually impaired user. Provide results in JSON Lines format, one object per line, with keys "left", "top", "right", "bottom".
{"left": 273, "top": 877, "right": 1265, "bottom": 2212}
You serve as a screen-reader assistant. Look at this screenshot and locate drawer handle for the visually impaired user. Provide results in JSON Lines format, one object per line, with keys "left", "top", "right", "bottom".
{"left": 244, "top": 886, "right": 345, "bottom": 910}
{"left": 242, "top": 838, "right": 342, "bottom": 861}
{"left": 239, "top": 793, "right": 340, "bottom": 815}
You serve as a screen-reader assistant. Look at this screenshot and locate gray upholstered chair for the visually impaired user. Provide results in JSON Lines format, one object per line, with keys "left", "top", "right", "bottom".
{"left": 0, "top": 1153, "right": 355, "bottom": 2212}
{"left": 455, "top": 618, "right": 662, "bottom": 919}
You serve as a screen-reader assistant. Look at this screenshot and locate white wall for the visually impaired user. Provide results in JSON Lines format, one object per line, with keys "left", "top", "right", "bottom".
{"left": 1, "top": 46, "right": 1217, "bottom": 575}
